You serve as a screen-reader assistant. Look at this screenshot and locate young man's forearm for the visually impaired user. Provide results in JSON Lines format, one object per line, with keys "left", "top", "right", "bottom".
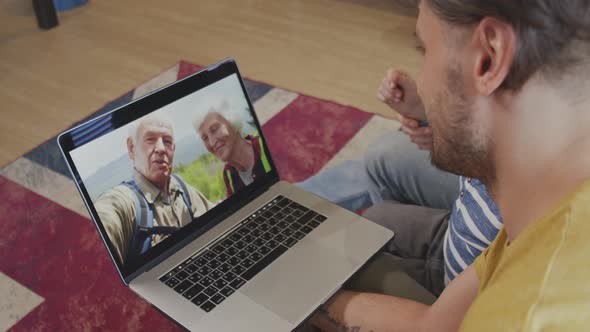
{"left": 310, "top": 266, "right": 480, "bottom": 332}
{"left": 309, "top": 290, "right": 429, "bottom": 332}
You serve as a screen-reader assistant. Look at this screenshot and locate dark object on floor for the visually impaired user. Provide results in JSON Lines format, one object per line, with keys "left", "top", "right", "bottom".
{"left": 33, "top": 0, "right": 59, "bottom": 30}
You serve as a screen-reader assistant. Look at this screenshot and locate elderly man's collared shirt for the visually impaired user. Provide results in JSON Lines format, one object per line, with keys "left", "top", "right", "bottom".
{"left": 95, "top": 170, "right": 213, "bottom": 264}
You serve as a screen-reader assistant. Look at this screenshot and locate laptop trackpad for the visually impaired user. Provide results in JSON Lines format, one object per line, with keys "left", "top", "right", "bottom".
{"left": 240, "top": 240, "right": 357, "bottom": 324}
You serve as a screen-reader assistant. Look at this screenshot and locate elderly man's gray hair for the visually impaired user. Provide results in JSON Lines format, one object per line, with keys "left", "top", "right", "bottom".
{"left": 128, "top": 113, "right": 175, "bottom": 143}
{"left": 192, "top": 99, "right": 245, "bottom": 136}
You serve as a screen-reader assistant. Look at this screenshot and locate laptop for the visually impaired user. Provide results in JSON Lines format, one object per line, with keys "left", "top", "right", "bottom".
{"left": 58, "top": 58, "right": 393, "bottom": 331}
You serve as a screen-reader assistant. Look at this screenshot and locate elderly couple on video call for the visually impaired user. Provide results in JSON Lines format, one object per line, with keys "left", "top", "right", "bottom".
{"left": 94, "top": 1, "right": 590, "bottom": 330}
{"left": 94, "top": 102, "right": 268, "bottom": 265}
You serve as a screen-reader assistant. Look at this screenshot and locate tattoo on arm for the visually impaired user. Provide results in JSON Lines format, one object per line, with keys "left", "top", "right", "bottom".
{"left": 316, "top": 306, "right": 370, "bottom": 332}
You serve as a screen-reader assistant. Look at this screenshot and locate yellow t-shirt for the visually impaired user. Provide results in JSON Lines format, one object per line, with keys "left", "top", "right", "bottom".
{"left": 460, "top": 180, "right": 590, "bottom": 332}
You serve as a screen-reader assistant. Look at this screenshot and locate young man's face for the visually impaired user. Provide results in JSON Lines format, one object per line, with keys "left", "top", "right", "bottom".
{"left": 415, "top": 1, "right": 494, "bottom": 180}
{"left": 131, "top": 120, "right": 175, "bottom": 187}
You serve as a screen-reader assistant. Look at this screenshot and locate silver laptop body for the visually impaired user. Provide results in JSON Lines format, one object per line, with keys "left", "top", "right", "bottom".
{"left": 58, "top": 58, "right": 393, "bottom": 331}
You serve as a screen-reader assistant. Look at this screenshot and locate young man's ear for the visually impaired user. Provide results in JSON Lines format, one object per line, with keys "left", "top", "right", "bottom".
{"left": 471, "top": 17, "right": 516, "bottom": 95}
{"left": 127, "top": 137, "right": 135, "bottom": 161}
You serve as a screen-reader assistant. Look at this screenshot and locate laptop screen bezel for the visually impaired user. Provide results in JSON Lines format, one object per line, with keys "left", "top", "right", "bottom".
{"left": 57, "top": 58, "right": 280, "bottom": 282}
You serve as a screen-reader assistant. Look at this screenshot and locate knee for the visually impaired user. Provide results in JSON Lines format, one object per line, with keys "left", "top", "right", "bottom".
{"left": 363, "top": 132, "right": 419, "bottom": 181}
{"left": 363, "top": 201, "right": 404, "bottom": 231}
{"left": 362, "top": 202, "right": 415, "bottom": 256}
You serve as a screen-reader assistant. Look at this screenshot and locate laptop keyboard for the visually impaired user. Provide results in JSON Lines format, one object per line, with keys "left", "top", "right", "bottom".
{"left": 159, "top": 195, "right": 327, "bottom": 313}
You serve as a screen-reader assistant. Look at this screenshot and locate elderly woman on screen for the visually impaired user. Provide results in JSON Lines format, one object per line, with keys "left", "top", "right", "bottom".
{"left": 193, "top": 100, "right": 271, "bottom": 196}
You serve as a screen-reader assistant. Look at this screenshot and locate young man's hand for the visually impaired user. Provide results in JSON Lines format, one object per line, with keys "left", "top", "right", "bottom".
{"left": 377, "top": 69, "right": 433, "bottom": 151}
{"left": 400, "top": 116, "right": 433, "bottom": 151}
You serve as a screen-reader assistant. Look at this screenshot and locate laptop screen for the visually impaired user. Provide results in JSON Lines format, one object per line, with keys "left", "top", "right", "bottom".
{"left": 60, "top": 60, "right": 278, "bottom": 280}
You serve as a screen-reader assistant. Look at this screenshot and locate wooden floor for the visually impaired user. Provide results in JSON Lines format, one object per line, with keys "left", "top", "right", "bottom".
{"left": 0, "top": 0, "right": 419, "bottom": 167}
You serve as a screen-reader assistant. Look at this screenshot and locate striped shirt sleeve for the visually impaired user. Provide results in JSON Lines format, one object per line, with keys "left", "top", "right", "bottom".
{"left": 444, "top": 177, "right": 502, "bottom": 283}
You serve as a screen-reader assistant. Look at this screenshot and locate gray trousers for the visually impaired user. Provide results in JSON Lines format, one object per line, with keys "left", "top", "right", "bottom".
{"left": 362, "top": 131, "right": 460, "bottom": 296}
{"left": 295, "top": 132, "right": 461, "bottom": 331}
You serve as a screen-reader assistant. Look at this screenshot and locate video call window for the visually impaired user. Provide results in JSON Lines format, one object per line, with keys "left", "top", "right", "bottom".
{"left": 70, "top": 74, "right": 271, "bottom": 266}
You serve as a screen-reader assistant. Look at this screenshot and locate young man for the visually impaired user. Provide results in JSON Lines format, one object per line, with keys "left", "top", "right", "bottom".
{"left": 312, "top": 1, "right": 590, "bottom": 331}
{"left": 363, "top": 69, "right": 501, "bottom": 296}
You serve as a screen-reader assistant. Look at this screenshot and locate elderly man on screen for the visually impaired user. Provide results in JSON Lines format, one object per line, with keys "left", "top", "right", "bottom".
{"left": 193, "top": 100, "right": 272, "bottom": 197}
{"left": 95, "top": 114, "right": 213, "bottom": 266}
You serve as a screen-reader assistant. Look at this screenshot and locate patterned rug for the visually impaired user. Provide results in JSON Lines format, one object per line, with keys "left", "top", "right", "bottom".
{"left": 0, "top": 61, "right": 400, "bottom": 331}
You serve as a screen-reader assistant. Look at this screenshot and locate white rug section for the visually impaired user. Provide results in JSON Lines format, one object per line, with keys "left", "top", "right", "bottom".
{"left": 253, "top": 88, "right": 298, "bottom": 125}
{"left": 0, "top": 158, "right": 89, "bottom": 218}
{"left": 0, "top": 272, "right": 44, "bottom": 332}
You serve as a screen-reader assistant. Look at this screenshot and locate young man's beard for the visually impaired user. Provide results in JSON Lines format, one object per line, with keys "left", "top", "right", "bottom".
{"left": 428, "top": 65, "right": 497, "bottom": 187}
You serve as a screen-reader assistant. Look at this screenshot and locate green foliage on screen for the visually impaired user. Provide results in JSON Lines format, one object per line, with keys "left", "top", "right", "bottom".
{"left": 174, "top": 153, "right": 226, "bottom": 203}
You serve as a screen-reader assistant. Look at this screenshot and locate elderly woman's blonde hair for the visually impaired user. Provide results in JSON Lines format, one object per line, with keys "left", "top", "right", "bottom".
{"left": 192, "top": 99, "right": 245, "bottom": 136}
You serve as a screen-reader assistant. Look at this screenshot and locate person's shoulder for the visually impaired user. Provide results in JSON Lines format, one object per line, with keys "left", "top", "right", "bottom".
{"left": 540, "top": 180, "right": 590, "bottom": 227}
{"left": 464, "top": 177, "right": 498, "bottom": 210}
{"left": 170, "top": 173, "right": 185, "bottom": 186}
{"left": 555, "top": 180, "right": 590, "bottom": 240}
{"left": 569, "top": 180, "right": 590, "bottom": 213}
{"left": 466, "top": 177, "right": 487, "bottom": 191}
{"left": 172, "top": 173, "right": 203, "bottom": 195}
{"left": 96, "top": 183, "right": 135, "bottom": 206}
{"left": 171, "top": 173, "right": 214, "bottom": 209}
{"left": 526, "top": 183, "right": 590, "bottom": 330}
{"left": 171, "top": 173, "right": 193, "bottom": 188}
